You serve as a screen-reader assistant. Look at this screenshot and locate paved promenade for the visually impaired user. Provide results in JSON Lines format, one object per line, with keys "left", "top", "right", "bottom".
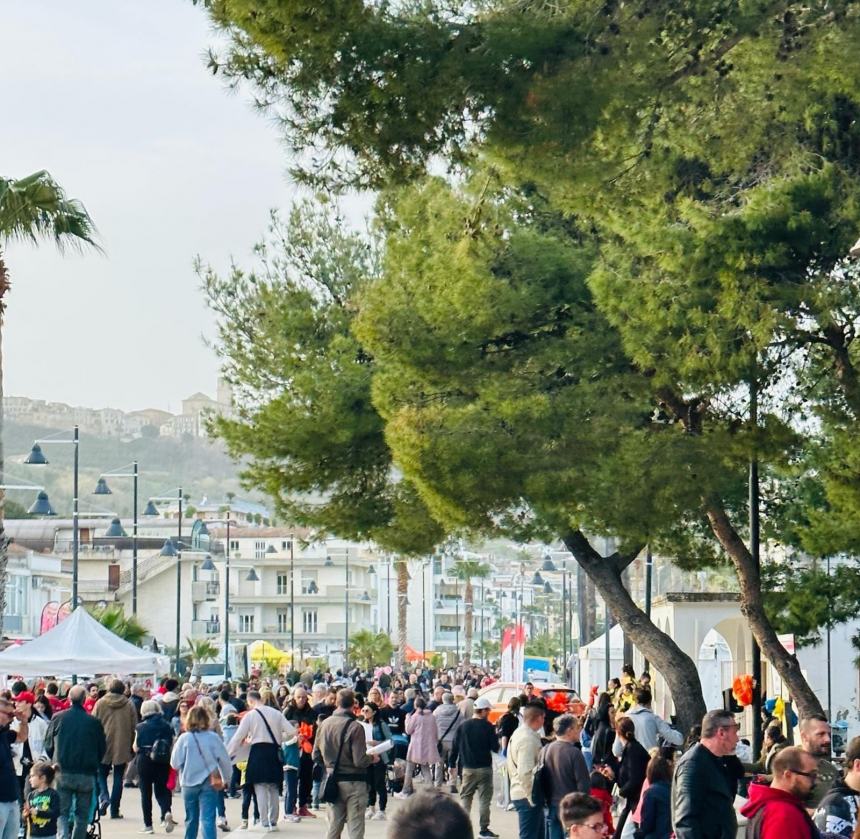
{"left": 94, "top": 779, "right": 520, "bottom": 839}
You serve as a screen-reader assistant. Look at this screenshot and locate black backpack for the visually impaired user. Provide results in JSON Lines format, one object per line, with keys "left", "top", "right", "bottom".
{"left": 149, "top": 738, "right": 172, "bottom": 765}
{"left": 530, "top": 744, "right": 551, "bottom": 809}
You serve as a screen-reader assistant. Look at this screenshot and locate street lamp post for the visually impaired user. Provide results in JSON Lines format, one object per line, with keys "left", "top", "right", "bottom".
{"left": 345, "top": 551, "right": 349, "bottom": 672}
{"left": 197, "top": 515, "right": 237, "bottom": 678}
{"left": 289, "top": 536, "right": 295, "bottom": 662}
{"left": 421, "top": 560, "right": 427, "bottom": 665}
{"left": 25, "top": 426, "right": 79, "bottom": 607}
{"left": 151, "top": 489, "right": 184, "bottom": 673}
{"left": 94, "top": 461, "right": 139, "bottom": 613}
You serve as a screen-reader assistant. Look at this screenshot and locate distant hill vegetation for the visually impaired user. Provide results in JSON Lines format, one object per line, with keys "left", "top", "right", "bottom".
{"left": 3, "top": 419, "right": 259, "bottom": 518}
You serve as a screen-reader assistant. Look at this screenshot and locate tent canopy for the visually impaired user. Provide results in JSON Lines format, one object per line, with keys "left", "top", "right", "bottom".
{"left": 0, "top": 607, "right": 170, "bottom": 677}
{"left": 247, "top": 640, "right": 289, "bottom": 665}
{"left": 579, "top": 624, "right": 625, "bottom": 660}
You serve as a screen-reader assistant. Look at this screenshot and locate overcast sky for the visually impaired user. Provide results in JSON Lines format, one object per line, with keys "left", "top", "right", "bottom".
{"left": 2, "top": 1, "right": 334, "bottom": 413}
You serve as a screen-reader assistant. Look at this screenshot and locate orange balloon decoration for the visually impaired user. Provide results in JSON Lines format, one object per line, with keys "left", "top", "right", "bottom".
{"left": 732, "top": 674, "right": 754, "bottom": 707}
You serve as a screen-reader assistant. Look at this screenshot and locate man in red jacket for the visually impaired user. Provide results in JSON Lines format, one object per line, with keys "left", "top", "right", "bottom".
{"left": 740, "top": 746, "right": 820, "bottom": 838}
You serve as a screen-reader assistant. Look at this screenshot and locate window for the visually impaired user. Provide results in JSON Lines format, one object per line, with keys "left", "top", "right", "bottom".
{"left": 254, "top": 540, "right": 267, "bottom": 560}
{"left": 282, "top": 540, "right": 292, "bottom": 552}
{"left": 301, "top": 571, "right": 318, "bottom": 595}
{"left": 302, "top": 609, "right": 318, "bottom": 634}
{"left": 229, "top": 540, "right": 239, "bottom": 551}
{"left": 277, "top": 610, "right": 291, "bottom": 633}
{"left": 238, "top": 613, "right": 254, "bottom": 633}
{"left": 4, "top": 576, "right": 26, "bottom": 617}
{"left": 276, "top": 572, "right": 289, "bottom": 596}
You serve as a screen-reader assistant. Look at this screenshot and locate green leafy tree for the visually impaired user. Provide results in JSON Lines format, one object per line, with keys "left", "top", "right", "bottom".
{"left": 474, "top": 639, "right": 499, "bottom": 664}
{"left": 198, "top": 0, "right": 860, "bottom": 725}
{"left": 525, "top": 633, "right": 562, "bottom": 659}
{"left": 349, "top": 628, "right": 394, "bottom": 671}
{"left": 0, "top": 171, "right": 98, "bottom": 636}
{"left": 201, "top": 203, "right": 444, "bottom": 671}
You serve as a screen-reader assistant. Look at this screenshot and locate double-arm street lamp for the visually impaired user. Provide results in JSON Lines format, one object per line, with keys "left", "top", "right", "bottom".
{"left": 93, "top": 462, "right": 139, "bottom": 613}
{"left": 325, "top": 552, "right": 372, "bottom": 672}
{"left": 198, "top": 516, "right": 260, "bottom": 680}
{"left": 25, "top": 427, "right": 80, "bottom": 607}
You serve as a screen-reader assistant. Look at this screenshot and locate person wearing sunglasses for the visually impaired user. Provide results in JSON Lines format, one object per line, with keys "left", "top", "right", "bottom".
{"left": 740, "top": 746, "right": 820, "bottom": 838}
{"left": 559, "top": 793, "right": 608, "bottom": 837}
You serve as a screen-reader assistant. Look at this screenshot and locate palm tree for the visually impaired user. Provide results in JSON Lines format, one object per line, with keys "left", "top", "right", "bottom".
{"left": 0, "top": 171, "right": 98, "bottom": 634}
{"left": 349, "top": 628, "right": 394, "bottom": 671}
{"left": 187, "top": 638, "right": 219, "bottom": 676}
{"left": 90, "top": 604, "right": 148, "bottom": 645}
{"left": 452, "top": 559, "right": 491, "bottom": 665}
{"left": 393, "top": 560, "right": 411, "bottom": 667}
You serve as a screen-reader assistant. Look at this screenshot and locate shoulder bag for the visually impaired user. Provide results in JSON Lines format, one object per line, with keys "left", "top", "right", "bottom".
{"left": 256, "top": 709, "right": 286, "bottom": 766}
{"left": 319, "top": 720, "right": 355, "bottom": 805}
{"left": 191, "top": 732, "right": 224, "bottom": 791}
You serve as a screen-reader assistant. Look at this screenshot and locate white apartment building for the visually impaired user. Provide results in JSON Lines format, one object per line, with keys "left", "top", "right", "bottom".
{"left": 3, "top": 544, "right": 70, "bottom": 640}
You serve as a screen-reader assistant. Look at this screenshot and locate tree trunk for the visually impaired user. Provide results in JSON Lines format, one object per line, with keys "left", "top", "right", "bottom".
{"left": 562, "top": 530, "right": 707, "bottom": 735}
{"left": 704, "top": 498, "right": 824, "bottom": 719}
{"left": 585, "top": 575, "right": 597, "bottom": 642}
{"left": 464, "top": 579, "right": 473, "bottom": 665}
{"left": 395, "top": 560, "right": 409, "bottom": 668}
{"left": 0, "top": 254, "right": 8, "bottom": 638}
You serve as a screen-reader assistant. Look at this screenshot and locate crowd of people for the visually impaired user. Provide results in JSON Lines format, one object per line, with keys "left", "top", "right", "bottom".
{"left": 0, "top": 661, "right": 854, "bottom": 839}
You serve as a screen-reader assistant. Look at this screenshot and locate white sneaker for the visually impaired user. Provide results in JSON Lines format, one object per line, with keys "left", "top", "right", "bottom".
{"left": 240, "top": 820, "right": 248, "bottom": 830}
{"left": 285, "top": 815, "right": 301, "bottom": 823}
{"left": 139, "top": 829, "right": 154, "bottom": 835}
{"left": 163, "top": 813, "right": 175, "bottom": 834}
{"left": 393, "top": 791, "right": 411, "bottom": 800}
{"left": 372, "top": 811, "right": 386, "bottom": 820}
{"left": 365, "top": 807, "right": 375, "bottom": 819}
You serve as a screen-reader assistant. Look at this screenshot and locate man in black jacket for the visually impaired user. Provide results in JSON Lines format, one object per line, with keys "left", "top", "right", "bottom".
{"left": 814, "top": 735, "right": 860, "bottom": 837}
{"left": 672, "top": 709, "right": 739, "bottom": 839}
{"left": 451, "top": 697, "right": 499, "bottom": 839}
{"left": 45, "top": 685, "right": 106, "bottom": 839}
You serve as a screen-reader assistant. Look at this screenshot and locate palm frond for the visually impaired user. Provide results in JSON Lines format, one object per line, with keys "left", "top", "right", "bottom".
{"left": 0, "top": 171, "right": 101, "bottom": 253}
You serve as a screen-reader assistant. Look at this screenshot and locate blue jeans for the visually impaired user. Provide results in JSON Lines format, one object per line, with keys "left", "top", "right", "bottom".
{"left": 182, "top": 781, "right": 218, "bottom": 839}
{"left": 513, "top": 798, "right": 545, "bottom": 839}
{"left": 57, "top": 772, "right": 94, "bottom": 839}
{"left": 98, "top": 763, "right": 126, "bottom": 817}
{"left": 284, "top": 770, "right": 298, "bottom": 815}
{"left": 546, "top": 804, "right": 565, "bottom": 839}
{"left": 0, "top": 800, "right": 19, "bottom": 839}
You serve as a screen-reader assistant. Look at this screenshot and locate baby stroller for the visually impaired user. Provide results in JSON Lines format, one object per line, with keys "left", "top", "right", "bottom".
{"left": 387, "top": 758, "right": 406, "bottom": 795}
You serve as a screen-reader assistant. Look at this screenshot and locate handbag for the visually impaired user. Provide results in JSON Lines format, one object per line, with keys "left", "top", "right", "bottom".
{"left": 319, "top": 720, "right": 354, "bottom": 805}
{"left": 191, "top": 732, "right": 225, "bottom": 791}
{"left": 257, "top": 709, "right": 286, "bottom": 766}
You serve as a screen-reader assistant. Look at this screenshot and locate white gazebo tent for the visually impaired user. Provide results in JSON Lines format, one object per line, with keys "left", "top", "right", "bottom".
{"left": 0, "top": 607, "right": 170, "bottom": 677}
{"left": 578, "top": 624, "right": 625, "bottom": 692}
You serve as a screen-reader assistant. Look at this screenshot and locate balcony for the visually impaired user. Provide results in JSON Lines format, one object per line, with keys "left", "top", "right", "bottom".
{"left": 190, "top": 619, "right": 221, "bottom": 637}
{"left": 192, "top": 581, "right": 221, "bottom": 602}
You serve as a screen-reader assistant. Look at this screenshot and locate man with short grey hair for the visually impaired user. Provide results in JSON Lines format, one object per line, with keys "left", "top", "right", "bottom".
{"left": 543, "top": 714, "right": 590, "bottom": 839}
{"left": 46, "top": 685, "right": 107, "bottom": 839}
{"left": 433, "top": 692, "right": 462, "bottom": 789}
{"left": 672, "top": 710, "right": 739, "bottom": 839}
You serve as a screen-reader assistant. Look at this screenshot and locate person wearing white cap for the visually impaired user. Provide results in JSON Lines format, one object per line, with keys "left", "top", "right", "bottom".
{"left": 450, "top": 696, "right": 500, "bottom": 838}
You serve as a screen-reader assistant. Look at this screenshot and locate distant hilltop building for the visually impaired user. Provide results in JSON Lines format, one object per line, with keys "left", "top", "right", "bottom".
{"left": 4, "top": 379, "right": 233, "bottom": 440}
